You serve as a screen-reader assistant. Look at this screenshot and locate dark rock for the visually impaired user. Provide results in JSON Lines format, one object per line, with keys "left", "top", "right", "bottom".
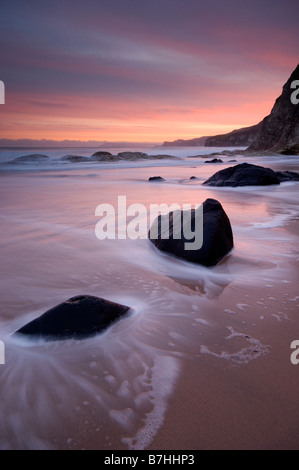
{"left": 189, "top": 176, "right": 197, "bottom": 180}
{"left": 60, "top": 155, "right": 89, "bottom": 162}
{"left": 228, "top": 159, "right": 238, "bottom": 163}
{"left": 149, "top": 176, "right": 165, "bottom": 182}
{"left": 15, "top": 295, "right": 130, "bottom": 341}
{"left": 205, "top": 158, "right": 223, "bottom": 163}
{"left": 91, "top": 151, "right": 113, "bottom": 157}
{"left": 148, "top": 198, "right": 233, "bottom": 267}
{"left": 248, "top": 64, "right": 299, "bottom": 154}
{"left": 275, "top": 170, "right": 299, "bottom": 182}
{"left": 203, "top": 163, "right": 280, "bottom": 187}
{"left": 9, "top": 154, "right": 49, "bottom": 164}
{"left": 280, "top": 144, "right": 299, "bottom": 155}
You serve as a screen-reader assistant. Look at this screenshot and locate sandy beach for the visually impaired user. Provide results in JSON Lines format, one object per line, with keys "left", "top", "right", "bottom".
{"left": 0, "top": 149, "right": 298, "bottom": 450}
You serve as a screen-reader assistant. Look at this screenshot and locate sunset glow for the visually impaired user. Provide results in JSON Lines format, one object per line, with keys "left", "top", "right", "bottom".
{"left": 0, "top": 0, "right": 298, "bottom": 144}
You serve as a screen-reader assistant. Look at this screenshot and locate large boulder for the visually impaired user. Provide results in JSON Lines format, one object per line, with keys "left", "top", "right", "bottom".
{"left": 202, "top": 162, "right": 280, "bottom": 187}
{"left": 148, "top": 198, "right": 233, "bottom": 267}
{"left": 15, "top": 295, "right": 130, "bottom": 341}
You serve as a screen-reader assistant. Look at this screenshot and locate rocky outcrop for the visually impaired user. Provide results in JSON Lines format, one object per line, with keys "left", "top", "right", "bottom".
{"left": 91, "top": 151, "right": 113, "bottom": 158}
{"left": 204, "top": 123, "right": 262, "bottom": 147}
{"left": 248, "top": 65, "right": 299, "bottom": 154}
{"left": 148, "top": 198, "right": 233, "bottom": 267}
{"left": 202, "top": 163, "right": 280, "bottom": 187}
{"left": 9, "top": 154, "right": 49, "bottom": 164}
{"left": 205, "top": 158, "right": 223, "bottom": 163}
{"left": 15, "top": 295, "right": 130, "bottom": 341}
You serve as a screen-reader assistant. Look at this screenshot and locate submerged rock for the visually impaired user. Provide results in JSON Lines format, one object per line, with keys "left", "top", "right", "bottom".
{"left": 275, "top": 170, "right": 299, "bottom": 182}
{"left": 90, "top": 151, "right": 115, "bottom": 161}
{"left": 15, "top": 295, "right": 130, "bottom": 341}
{"left": 148, "top": 154, "right": 179, "bottom": 160}
{"left": 148, "top": 198, "right": 233, "bottom": 267}
{"left": 116, "top": 152, "right": 178, "bottom": 161}
{"left": 149, "top": 176, "right": 165, "bottom": 182}
{"left": 117, "top": 151, "right": 149, "bottom": 160}
{"left": 9, "top": 154, "right": 49, "bottom": 164}
{"left": 60, "top": 155, "right": 89, "bottom": 162}
{"left": 203, "top": 162, "right": 280, "bottom": 187}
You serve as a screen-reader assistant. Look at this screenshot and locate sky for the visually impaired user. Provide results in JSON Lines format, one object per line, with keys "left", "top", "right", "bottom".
{"left": 0, "top": 0, "right": 298, "bottom": 144}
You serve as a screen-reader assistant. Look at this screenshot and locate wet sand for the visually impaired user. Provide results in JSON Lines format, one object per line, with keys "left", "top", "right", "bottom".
{"left": 149, "top": 279, "right": 299, "bottom": 450}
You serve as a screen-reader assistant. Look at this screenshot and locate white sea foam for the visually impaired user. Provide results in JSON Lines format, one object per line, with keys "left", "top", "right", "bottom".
{"left": 200, "top": 327, "right": 271, "bottom": 366}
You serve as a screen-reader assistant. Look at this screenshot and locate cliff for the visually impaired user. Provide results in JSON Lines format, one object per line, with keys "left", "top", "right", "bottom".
{"left": 204, "top": 123, "right": 261, "bottom": 147}
{"left": 248, "top": 64, "right": 299, "bottom": 154}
